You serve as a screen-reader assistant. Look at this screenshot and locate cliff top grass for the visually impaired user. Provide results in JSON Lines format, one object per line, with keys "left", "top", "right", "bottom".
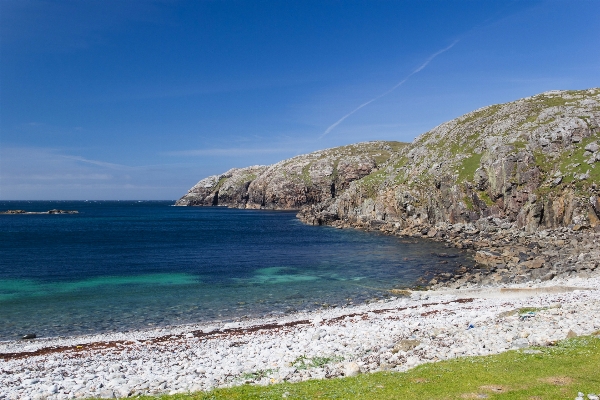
{"left": 404, "top": 89, "right": 599, "bottom": 183}
{"left": 351, "top": 88, "right": 599, "bottom": 200}
{"left": 278, "top": 141, "right": 407, "bottom": 185}
{"left": 126, "top": 334, "right": 600, "bottom": 400}
{"left": 281, "top": 141, "right": 407, "bottom": 165}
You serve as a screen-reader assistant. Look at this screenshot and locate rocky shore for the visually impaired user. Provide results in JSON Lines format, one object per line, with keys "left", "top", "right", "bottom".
{"left": 1, "top": 276, "right": 599, "bottom": 399}
{"left": 318, "top": 218, "right": 600, "bottom": 291}
{"left": 177, "top": 88, "right": 600, "bottom": 292}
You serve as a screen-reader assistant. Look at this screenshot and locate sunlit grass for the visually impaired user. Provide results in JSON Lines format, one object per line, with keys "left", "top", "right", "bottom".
{"left": 117, "top": 335, "right": 600, "bottom": 399}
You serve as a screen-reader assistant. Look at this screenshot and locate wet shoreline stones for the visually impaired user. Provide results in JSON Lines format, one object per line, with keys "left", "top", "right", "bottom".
{"left": 325, "top": 217, "right": 600, "bottom": 291}
{"left": 1, "top": 276, "right": 599, "bottom": 399}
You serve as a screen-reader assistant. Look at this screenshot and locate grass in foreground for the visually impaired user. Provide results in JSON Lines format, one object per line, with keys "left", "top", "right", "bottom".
{"left": 126, "top": 335, "right": 600, "bottom": 399}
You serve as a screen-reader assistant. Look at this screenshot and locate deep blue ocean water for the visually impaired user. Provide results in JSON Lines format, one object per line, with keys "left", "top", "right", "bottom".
{"left": 0, "top": 201, "right": 473, "bottom": 341}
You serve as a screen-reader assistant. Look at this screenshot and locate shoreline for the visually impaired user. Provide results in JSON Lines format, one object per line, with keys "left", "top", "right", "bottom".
{"left": 1, "top": 219, "right": 599, "bottom": 399}
{"left": 324, "top": 218, "right": 600, "bottom": 290}
{"left": 2, "top": 273, "right": 599, "bottom": 399}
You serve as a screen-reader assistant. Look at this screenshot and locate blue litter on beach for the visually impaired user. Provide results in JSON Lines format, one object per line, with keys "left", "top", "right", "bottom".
{"left": 519, "top": 312, "right": 536, "bottom": 321}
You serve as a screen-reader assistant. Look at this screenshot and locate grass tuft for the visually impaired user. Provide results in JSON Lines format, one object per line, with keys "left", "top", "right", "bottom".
{"left": 457, "top": 153, "right": 483, "bottom": 183}
{"left": 119, "top": 335, "right": 600, "bottom": 400}
{"left": 291, "top": 355, "right": 344, "bottom": 370}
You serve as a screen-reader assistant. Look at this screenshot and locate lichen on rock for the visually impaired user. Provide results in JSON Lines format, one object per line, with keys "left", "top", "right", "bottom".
{"left": 177, "top": 89, "right": 600, "bottom": 233}
{"left": 175, "top": 141, "right": 406, "bottom": 209}
{"left": 298, "top": 88, "right": 600, "bottom": 232}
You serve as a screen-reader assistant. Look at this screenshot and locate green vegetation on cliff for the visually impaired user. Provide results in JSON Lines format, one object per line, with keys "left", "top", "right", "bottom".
{"left": 301, "top": 88, "right": 600, "bottom": 231}
{"left": 181, "top": 88, "right": 600, "bottom": 231}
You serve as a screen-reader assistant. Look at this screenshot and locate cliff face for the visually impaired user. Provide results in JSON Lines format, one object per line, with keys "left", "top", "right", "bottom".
{"left": 175, "top": 141, "right": 407, "bottom": 209}
{"left": 177, "top": 89, "right": 600, "bottom": 232}
{"left": 298, "top": 89, "right": 600, "bottom": 232}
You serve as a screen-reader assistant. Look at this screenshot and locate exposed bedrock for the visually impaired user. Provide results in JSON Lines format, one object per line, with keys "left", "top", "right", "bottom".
{"left": 297, "top": 88, "right": 600, "bottom": 233}
{"left": 175, "top": 141, "right": 407, "bottom": 209}
{"left": 177, "top": 89, "right": 600, "bottom": 233}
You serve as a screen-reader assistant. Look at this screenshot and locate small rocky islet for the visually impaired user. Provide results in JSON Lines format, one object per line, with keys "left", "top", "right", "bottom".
{"left": 2, "top": 88, "right": 600, "bottom": 399}
{"left": 0, "top": 209, "right": 78, "bottom": 215}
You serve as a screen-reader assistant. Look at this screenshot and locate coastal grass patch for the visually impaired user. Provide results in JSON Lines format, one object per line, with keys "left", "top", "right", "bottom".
{"left": 536, "top": 93, "right": 570, "bottom": 108}
{"left": 130, "top": 335, "right": 600, "bottom": 400}
{"left": 517, "top": 306, "right": 548, "bottom": 314}
{"left": 291, "top": 355, "right": 344, "bottom": 370}
{"left": 213, "top": 176, "right": 228, "bottom": 191}
{"left": 356, "top": 169, "right": 388, "bottom": 199}
{"left": 237, "top": 369, "right": 275, "bottom": 382}
{"left": 457, "top": 152, "right": 483, "bottom": 183}
{"left": 477, "top": 190, "right": 495, "bottom": 207}
{"left": 463, "top": 195, "right": 475, "bottom": 211}
{"left": 457, "top": 104, "right": 502, "bottom": 126}
{"left": 557, "top": 134, "right": 600, "bottom": 186}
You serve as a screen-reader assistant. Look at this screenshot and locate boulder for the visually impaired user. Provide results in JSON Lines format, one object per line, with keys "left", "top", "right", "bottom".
{"left": 392, "top": 339, "right": 421, "bottom": 353}
{"left": 342, "top": 362, "right": 360, "bottom": 377}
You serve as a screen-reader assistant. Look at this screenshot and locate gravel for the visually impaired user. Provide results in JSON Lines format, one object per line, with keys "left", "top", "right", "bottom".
{"left": 1, "top": 276, "right": 600, "bottom": 399}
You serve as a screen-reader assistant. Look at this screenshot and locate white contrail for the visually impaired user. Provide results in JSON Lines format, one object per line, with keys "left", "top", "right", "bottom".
{"left": 320, "top": 40, "right": 458, "bottom": 138}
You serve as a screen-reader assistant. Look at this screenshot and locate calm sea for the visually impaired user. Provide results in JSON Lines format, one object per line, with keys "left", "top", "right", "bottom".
{"left": 0, "top": 201, "right": 473, "bottom": 341}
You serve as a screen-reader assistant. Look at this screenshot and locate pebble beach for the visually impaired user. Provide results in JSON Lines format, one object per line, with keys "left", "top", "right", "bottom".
{"left": 2, "top": 274, "right": 600, "bottom": 399}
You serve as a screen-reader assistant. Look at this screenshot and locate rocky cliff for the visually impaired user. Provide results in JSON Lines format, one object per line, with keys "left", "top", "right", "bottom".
{"left": 298, "top": 89, "right": 600, "bottom": 233}
{"left": 177, "top": 89, "right": 600, "bottom": 234}
{"left": 175, "top": 141, "right": 407, "bottom": 209}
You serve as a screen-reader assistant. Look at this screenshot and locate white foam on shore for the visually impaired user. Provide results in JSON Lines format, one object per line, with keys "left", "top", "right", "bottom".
{"left": 2, "top": 276, "right": 600, "bottom": 399}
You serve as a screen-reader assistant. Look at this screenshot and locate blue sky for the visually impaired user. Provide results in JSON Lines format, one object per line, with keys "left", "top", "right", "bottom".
{"left": 1, "top": 0, "right": 599, "bottom": 200}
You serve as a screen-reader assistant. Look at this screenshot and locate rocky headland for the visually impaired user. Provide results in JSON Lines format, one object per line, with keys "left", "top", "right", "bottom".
{"left": 299, "top": 89, "right": 600, "bottom": 231}
{"left": 175, "top": 141, "right": 407, "bottom": 209}
{"left": 179, "top": 88, "right": 600, "bottom": 289}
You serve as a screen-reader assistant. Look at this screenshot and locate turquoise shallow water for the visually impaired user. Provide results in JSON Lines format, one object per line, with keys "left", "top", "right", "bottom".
{"left": 0, "top": 201, "right": 474, "bottom": 340}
